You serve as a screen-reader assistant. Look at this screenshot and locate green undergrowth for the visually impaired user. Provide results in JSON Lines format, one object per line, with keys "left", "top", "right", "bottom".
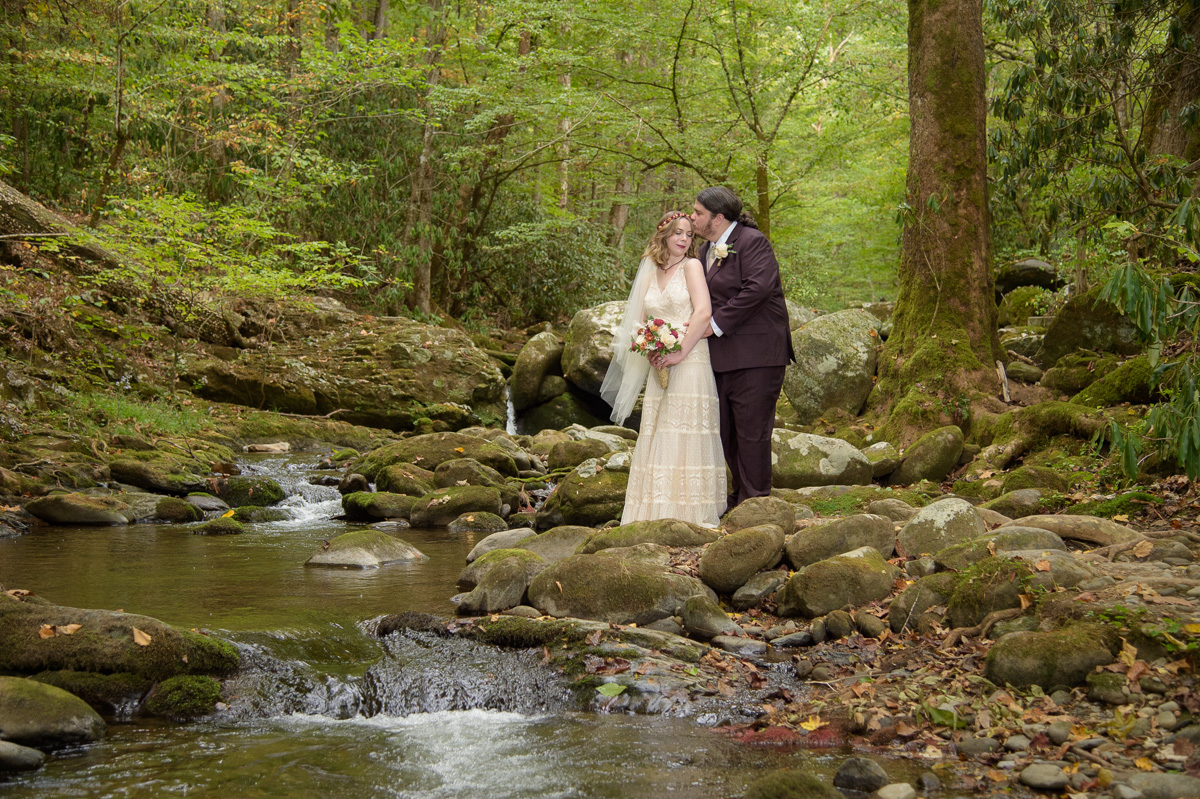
{"left": 1065, "top": 491, "right": 1162, "bottom": 518}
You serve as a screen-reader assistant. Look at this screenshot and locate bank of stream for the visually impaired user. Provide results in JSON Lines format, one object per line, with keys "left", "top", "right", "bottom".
{"left": 0, "top": 455, "right": 913, "bottom": 797}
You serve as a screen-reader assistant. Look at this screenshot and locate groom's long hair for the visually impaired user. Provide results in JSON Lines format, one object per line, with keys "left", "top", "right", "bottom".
{"left": 696, "top": 187, "right": 759, "bottom": 230}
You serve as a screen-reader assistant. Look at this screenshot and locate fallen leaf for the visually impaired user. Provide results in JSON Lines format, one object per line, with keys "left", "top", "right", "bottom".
{"left": 1019, "top": 593, "right": 1033, "bottom": 610}
{"left": 1118, "top": 638, "right": 1138, "bottom": 667}
{"left": 1113, "top": 514, "right": 1130, "bottom": 522}
{"left": 586, "top": 630, "right": 602, "bottom": 646}
{"left": 60, "top": 624, "right": 81, "bottom": 635}
{"left": 4, "top": 589, "right": 31, "bottom": 599}
{"left": 799, "top": 715, "right": 826, "bottom": 731}
{"left": 1132, "top": 541, "right": 1154, "bottom": 558}
{"left": 596, "top": 682, "right": 626, "bottom": 697}
{"left": 895, "top": 721, "right": 920, "bottom": 736}
{"left": 220, "top": 509, "right": 235, "bottom": 519}
{"left": 454, "top": 447, "right": 465, "bottom": 453}
{"left": 132, "top": 627, "right": 152, "bottom": 646}
{"left": 1134, "top": 757, "right": 1156, "bottom": 771}
{"left": 1035, "top": 560, "right": 1052, "bottom": 572}
{"left": 39, "top": 624, "right": 55, "bottom": 639}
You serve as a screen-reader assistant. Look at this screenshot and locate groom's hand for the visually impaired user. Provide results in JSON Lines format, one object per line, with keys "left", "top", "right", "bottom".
{"left": 699, "top": 321, "right": 714, "bottom": 338}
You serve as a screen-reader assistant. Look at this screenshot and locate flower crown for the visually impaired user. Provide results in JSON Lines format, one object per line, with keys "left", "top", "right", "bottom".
{"left": 656, "top": 211, "right": 688, "bottom": 231}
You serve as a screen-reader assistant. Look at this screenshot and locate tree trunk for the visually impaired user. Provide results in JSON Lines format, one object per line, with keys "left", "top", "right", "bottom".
{"left": 557, "top": 72, "right": 571, "bottom": 210}
{"left": 1144, "top": 2, "right": 1200, "bottom": 164}
{"left": 607, "top": 173, "right": 632, "bottom": 248}
{"left": 755, "top": 150, "right": 770, "bottom": 237}
{"left": 404, "top": 0, "right": 445, "bottom": 315}
{"left": 370, "top": 0, "right": 388, "bottom": 40}
{"left": 873, "top": 0, "right": 1001, "bottom": 444}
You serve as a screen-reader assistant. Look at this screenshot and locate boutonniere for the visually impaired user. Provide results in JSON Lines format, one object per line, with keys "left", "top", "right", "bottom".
{"left": 712, "top": 243, "right": 736, "bottom": 264}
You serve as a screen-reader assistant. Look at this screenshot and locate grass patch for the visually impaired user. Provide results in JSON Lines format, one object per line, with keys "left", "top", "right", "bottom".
{"left": 47, "top": 392, "right": 206, "bottom": 439}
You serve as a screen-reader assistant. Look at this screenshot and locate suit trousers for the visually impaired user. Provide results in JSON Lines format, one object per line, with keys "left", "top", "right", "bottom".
{"left": 715, "top": 365, "right": 785, "bottom": 508}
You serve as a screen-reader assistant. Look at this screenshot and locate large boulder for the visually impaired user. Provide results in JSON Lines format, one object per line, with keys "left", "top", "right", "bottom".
{"left": 724, "top": 496, "right": 796, "bottom": 535}
{"left": 698, "top": 525, "right": 785, "bottom": 594}
{"left": 515, "top": 526, "right": 597, "bottom": 563}
{"left": 561, "top": 301, "right": 625, "bottom": 397}
{"left": 995, "top": 258, "right": 1063, "bottom": 295}
{"left": 375, "top": 462, "right": 438, "bottom": 497}
{"left": 897, "top": 498, "right": 987, "bottom": 558}
{"left": 341, "top": 491, "right": 418, "bottom": 521}
{"left": 510, "top": 332, "right": 565, "bottom": 412}
{"left": 212, "top": 475, "right": 285, "bottom": 508}
{"left": 577, "top": 518, "right": 720, "bottom": 553}
{"left": 681, "top": 594, "right": 741, "bottom": 639}
{"left": 304, "top": 530, "right": 427, "bottom": 568}
{"left": 786, "top": 514, "right": 895, "bottom": 568}
{"left": 457, "top": 556, "right": 530, "bottom": 615}
{"left": 1040, "top": 352, "right": 1117, "bottom": 395}
{"left": 945, "top": 558, "right": 1031, "bottom": 628}
{"left": 534, "top": 458, "right": 627, "bottom": 529}
{"left": 981, "top": 489, "right": 1046, "bottom": 519}
{"left": 888, "top": 573, "right": 957, "bottom": 633}
{"left": 466, "top": 528, "right": 537, "bottom": 563}
{"left": 771, "top": 431, "right": 873, "bottom": 488}
{"left": 1035, "top": 288, "right": 1144, "bottom": 367}
{"left": 519, "top": 392, "right": 605, "bottom": 433}
{"left": 1071, "top": 354, "right": 1155, "bottom": 408}
{"left": 984, "top": 624, "right": 1117, "bottom": 688}
{"left": 108, "top": 458, "right": 207, "bottom": 496}
{"left": 889, "top": 426, "right": 964, "bottom": 485}
{"left": 358, "top": 433, "right": 518, "bottom": 480}
{"left": 527, "top": 555, "right": 714, "bottom": 625}
{"left": 776, "top": 547, "right": 899, "bottom": 618}
{"left": 933, "top": 526, "right": 1066, "bottom": 571}
{"left": 458, "top": 548, "right": 546, "bottom": 590}
{"left": 0, "top": 677, "right": 106, "bottom": 747}
{"left": 183, "top": 315, "right": 506, "bottom": 431}
{"left": 24, "top": 493, "right": 134, "bottom": 525}
{"left": 783, "top": 309, "right": 879, "bottom": 424}
{"left": 999, "top": 514, "right": 1141, "bottom": 547}
{"left": 409, "top": 486, "right": 503, "bottom": 527}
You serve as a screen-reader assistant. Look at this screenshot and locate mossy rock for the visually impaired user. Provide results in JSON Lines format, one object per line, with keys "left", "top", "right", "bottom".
{"left": 467, "top": 616, "right": 586, "bottom": 649}
{"left": 410, "top": 485, "right": 503, "bottom": 527}
{"left": 510, "top": 331, "right": 566, "bottom": 412}
{"left": 534, "top": 464, "right": 627, "bottom": 529}
{"left": 448, "top": 511, "right": 508, "bottom": 534}
{"left": 1040, "top": 352, "right": 1117, "bottom": 395}
{"left": 194, "top": 517, "right": 245, "bottom": 535}
{"left": 108, "top": 458, "right": 207, "bottom": 496}
{"left": 776, "top": 547, "right": 899, "bottom": 618}
{"left": 897, "top": 498, "right": 987, "bottom": 558}
{"left": 945, "top": 558, "right": 1032, "bottom": 628}
{"left": 143, "top": 675, "right": 223, "bottom": 720}
{"left": 980, "top": 488, "right": 1054, "bottom": 519}
{"left": 1066, "top": 491, "right": 1162, "bottom": 519}
{"left": 0, "top": 594, "right": 239, "bottom": 682}
{"left": 331, "top": 448, "right": 359, "bottom": 462}
{"left": 1035, "top": 286, "right": 1144, "bottom": 367}
{"left": 577, "top": 518, "right": 719, "bottom": 553}
{"left": 458, "top": 548, "right": 546, "bottom": 590}
{"left": 30, "top": 670, "right": 151, "bottom": 715}
{"left": 743, "top": 769, "right": 842, "bottom": 799}
{"left": 888, "top": 573, "right": 957, "bottom": 633}
{"left": 547, "top": 439, "right": 609, "bottom": 471}
{"left": 154, "top": 496, "right": 203, "bottom": 523}
{"left": 1001, "top": 465, "right": 1068, "bottom": 494}
{"left": 341, "top": 491, "right": 418, "bottom": 521}
{"left": 785, "top": 514, "right": 896, "bottom": 569}
{"left": 889, "top": 425, "right": 964, "bottom": 485}
{"left": 356, "top": 432, "right": 518, "bottom": 480}
{"left": 933, "top": 527, "right": 1067, "bottom": 571}
{"left": 1071, "top": 355, "right": 1155, "bottom": 408}
{"left": 698, "top": 525, "right": 786, "bottom": 594}
{"left": 24, "top": 493, "right": 134, "bottom": 526}
{"left": 433, "top": 457, "right": 508, "bottom": 489}
{"left": 0, "top": 676, "right": 107, "bottom": 746}
{"left": 231, "top": 506, "right": 290, "bottom": 523}
{"left": 305, "top": 529, "right": 427, "bottom": 568}
{"left": 984, "top": 623, "right": 1118, "bottom": 689}
{"left": 949, "top": 476, "right": 1004, "bottom": 502}
{"left": 775, "top": 485, "right": 929, "bottom": 516}
{"left": 997, "top": 286, "right": 1055, "bottom": 327}
{"left": 375, "top": 462, "right": 437, "bottom": 497}
{"left": 214, "top": 476, "right": 285, "bottom": 507}
{"left": 724, "top": 496, "right": 796, "bottom": 535}
{"left": 520, "top": 392, "right": 605, "bottom": 433}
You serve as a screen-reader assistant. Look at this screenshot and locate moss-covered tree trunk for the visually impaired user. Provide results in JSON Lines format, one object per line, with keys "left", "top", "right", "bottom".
{"left": 873, "top": 0, "right": 1002, "bottom": 444}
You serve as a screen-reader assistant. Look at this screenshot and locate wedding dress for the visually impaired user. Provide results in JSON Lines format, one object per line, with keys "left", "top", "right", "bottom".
{"left": 620, "top": 265, "right": 726, "bottom": 527}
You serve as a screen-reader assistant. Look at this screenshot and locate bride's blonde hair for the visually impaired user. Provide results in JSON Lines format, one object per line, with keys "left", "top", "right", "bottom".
{"left": 642, "top": 211, "right": 697, "bottom": 266}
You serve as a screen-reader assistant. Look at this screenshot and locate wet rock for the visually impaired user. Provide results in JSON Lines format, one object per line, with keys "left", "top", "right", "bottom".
{"left": 213, "top": 475, "right": 285, "bottom": 507}
{"left": 743, "top": 770, "right": 841, "bottom": 799}
{"left": 194, "top": 518, "right": 245, "bottom": 535}
{"left": 0, "top": 739, "right": 45, "bottom": 771}
{"left": 458, "top": 556, "right": 529, "bottom": 615}
{"left": 338, "top": 473, "right": 370, "bottom": 495}
{"left": 510, "top": 332, "right": 565, "bottom": 412}
{"left": 358, "top": 433, "right": 518, "bottom": 480}
{"left": 143, "top": 675, "right": 222, "bottom": 720}
{"left": 862, "top": 442, "right": 901, "bottom": 478}
{"left": 466, "top": 528, "right": 536, "bottom": 563}
{"left": 534, "top": 459, "right": 626, "bottom": 529}
{"left": 342, "top": 491, "right": 418, "bottom": 521}
{"left": 185, "top": 493, "right": 229, "bottom": 512}
{"left": 681, "top": 595, "right": 741, "bottom": 639}
{"left": 304, "top": 530, "right": 427, "bottom": 568}
{"left": 985, "top": 624, "right": 1116, "bottom": 688}
{"left": 783, "top": 309, "right": 879, "bottom": 425}
{"left": 410, "top": 486, "right": 503, "bottom": 527}
{"left": 375, "top": 462, "right": 437, "bottom": 497}
{"left": 1019, "top": 763, "right": 1069, "bottom": 791}
{"left": 898, "top": 498, "right": 987, "bottom": 558}
{"left": 777, "top": 547, "right": 899, "bottom": 618}
{"left": 458, "top": 548, "right": 546, "bottom": 590}
{"left": 771, "top": 431, "right": 873, "bottom": 488}
{"left": 527, "top": 555, "right": 714, "bottom": 626}
{"left": 724, "top": 496, "right": 796, "bottom": 535}
{"left": 434, "top": 458, "right": 510, "bottom": 494}
{"left": 710, "top": 636, "right": 767, "bottom": 657}
{"left": 578, "top": 518, "right": 718, "bottom": 553}
{"left": 981, "top": 489, "right": 1046, "bottom": 519}
{"left": 732, "top": 570, "right": 788, "bottom": 611}
{"left": 698, "top": 525, "right": 785, "bottom": 594}
{"left": 515, "top": 525, "right": 596, "bottom": 563}
{"left": 154, "top": 496, "right": 202, "bottom": 523}
{"left": 231, "top": 506, "right": 289, "bottom": 523}
{"left": 447, "top": 512, "right": 508, "bottom": 534}
{"left": 890, "top": 426, "right": 964, "bottom": 485}
{"left": 0, "top": 676, "right": 106, "bottom": 747}
{"left": 108, "top": 458, "right": 207, "bottom": 496}
{"left": 786, "top": 514, "right": 895, "bottom": 568}
{"left": 24, "top": 493, "right": 133, "bottom": 525}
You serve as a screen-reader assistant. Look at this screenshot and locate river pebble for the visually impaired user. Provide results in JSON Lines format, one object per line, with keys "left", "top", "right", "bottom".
{"left": 1019, "top": 763, "right": 1069, "bottom": 790}
{"left": 870, "top": 784, "right": 916, "bottom": 799}
{"left": 0, "top": 740, "right": 44, "bottom": 772}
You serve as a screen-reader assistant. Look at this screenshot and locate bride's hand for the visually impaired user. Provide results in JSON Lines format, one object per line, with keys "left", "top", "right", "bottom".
{"left": 660, "top": 351, "right": 685, "bottom": 367}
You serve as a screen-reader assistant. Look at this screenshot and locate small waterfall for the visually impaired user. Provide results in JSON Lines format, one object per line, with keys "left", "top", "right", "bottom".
{"left": 505, "top": 386, "right": 517, "bottom": 436}
{"left": 236, "top": 455, "right": 343, "bottom": 525}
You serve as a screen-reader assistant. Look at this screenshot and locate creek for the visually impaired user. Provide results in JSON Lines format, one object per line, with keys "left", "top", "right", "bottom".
{"left": 0, "top": 455, "right": 900, "bottom": 797}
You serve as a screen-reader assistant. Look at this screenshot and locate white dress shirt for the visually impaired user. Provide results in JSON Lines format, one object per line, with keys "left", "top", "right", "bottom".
{"left": 707, "top": 222, "right": 736, "bottom": 337}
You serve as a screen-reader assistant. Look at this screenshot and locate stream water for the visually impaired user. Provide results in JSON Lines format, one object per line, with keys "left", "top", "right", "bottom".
{"left": 0, "top": 455, "right": 904, "bottom": 797}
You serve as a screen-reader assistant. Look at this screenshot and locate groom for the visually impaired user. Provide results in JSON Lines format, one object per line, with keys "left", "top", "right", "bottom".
{"left": 692, "top": 187, "right": 794, "bottom": 513}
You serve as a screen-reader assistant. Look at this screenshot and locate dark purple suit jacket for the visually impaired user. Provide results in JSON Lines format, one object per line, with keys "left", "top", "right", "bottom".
{"left": 700, "top": 224, "right": 794, "bottom": 374}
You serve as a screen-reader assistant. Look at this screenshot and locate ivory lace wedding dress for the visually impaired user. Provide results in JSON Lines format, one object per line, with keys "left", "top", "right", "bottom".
{"left": 621, "top": 265, "right": 726, "bottom": 527}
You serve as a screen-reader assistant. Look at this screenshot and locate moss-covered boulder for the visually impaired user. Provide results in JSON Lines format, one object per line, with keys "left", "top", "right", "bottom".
{"left": 304, "top": 530, "right": 427, "bottom": 568}
{"left": 213, "top": 475, "right": 285, "bottom": 507}
{"left": 458, "top": 548, "right": 547, "bottom": 590}
{"left": 515, "top": 526, "right": 597, "bottom": 563}
{"left": 194, "top": 517, "right": 245, "bottom": 535}
{"left": 997, "top": 285, "right": 1055, "bottom": 327}
{"left": 743, "top": 769, "right": 843, "bottom": 799}
{"left": 1002, "top": 465, "right": 1068, "bottom": 494}
{"left": 1040, "top": 352, "right": 1117, "bottom": 395}
{"left": 29, "top": 671, "right": 148, "bottom": 715}
{"left": 154, "top": 496, "right": 203, "bottom": 523}
{"left": 984, "top": 624, "right": 1117, "bottom": 688}
{"left": 548, "top": 438, "right": 609, "bottom": 471}
{"left": 933, "top": 527, "right": 1067, "bottom": 571}
{"left": 434, "top": 457, "right": 508, "bottom": 489}
{"left": 771, "top": 431, "right": 873, "bottom": 488}
{"left": 0, "top": 676, "right": 106, "bottom": 747}
{"left": 782, "top": 309, "right": 879, "bottom": 425}
{"left": 527, "top": 554, "right": 715, "bottom": 625}
{"left": 698, "top": 525, "right": 786, "bottom": 594}
{"left": 457, "top": 556, "right": 530, "bottom": 616}
{"left": 143, "top": 675, "right": 223, "bottom": 720}
{"left": 230, "top": 506, "right": 290, "bottom": 523}
{"left": 998, "top": 514, "right": 1141, "bottom": 546}
{"left": 786, "top": 514, "right": 895, "bottom": 569}
{"left": 861, "top": 442, "right": 902, "bottom": 479}
{"left": 341, "top": 491, "right": 418, "bottom": 521}
{"left": 465, "top": 528, "right": 538, "bottom": 563}
{"left": 888, "top": 573, "right": 957, "bottom": 633}
{"left": 681, "top": 594, "right": 741, "bottom": 639}
{"left": 0, "top": 594, "right": 239, "bottom": 682}
{"left": 889, "top": 426, "right": 964, "bottom": 485}
{"left": 448, "top": 512, "right": 508, "bottom": 534}
{"left": 357, "top": 433, "right": 518, "bottom": 480}
{"left": 534, "top": 460, "right": 627, "bottom": 529}
{"left": 776, "top": 547, "right": 899, "bottom": 618}
{"left": 1071, "top": 354, "right": 1154, "bottom": 408}
{"left": 724, "top": 496, "right": 796, "bottom": 535}
{"left": 108, "top": 457, "right": 207, "bottom": 496}
{"left": 897, "top": 498, "right": 987, "bottom": 558}
{"left": 24, "top": 493, "right": 134, "bottom": 526}
{"left": 1035, "top": 287, "right": 1144, "bottom": 367}
{"left": 980, "top": 489, "right": 1047, "bottom": 519}
{"left": 511, "top": 331, "right": 566, "bottom": 412}
{"left": 410, "top": 486, "right": 503, "bottom": 527}
{"left": 520, "top": 392, "right": 605, "bottom": 433}
{"left": 1005, "top": 361, "right": 1043, "bottom": 383}
{"left": 375, "top": 462, "right": 437, "bottom": 497}
{"left": 945, "top": 558, "right": 1032, "bottom": 628}
{"left": 561, "top": 301, "right": 625, "bottom": 397}
{"left": 1065, "top": 491, "right": 1163, "bottom": 519}
{"left": 577, "top": 518, "right": 719, "bottom": 553}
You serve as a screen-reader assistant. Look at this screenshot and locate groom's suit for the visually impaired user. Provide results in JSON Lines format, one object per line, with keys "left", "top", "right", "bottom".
{"left": 700, "top": 224, "right": 793, "bottom": 508}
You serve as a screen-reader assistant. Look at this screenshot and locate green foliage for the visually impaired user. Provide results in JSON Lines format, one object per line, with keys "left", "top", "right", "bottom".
{"left": 46, "top": 392, "right": 205, "bottom": 439}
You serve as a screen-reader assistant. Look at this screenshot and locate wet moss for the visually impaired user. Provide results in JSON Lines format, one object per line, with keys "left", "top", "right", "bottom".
{"left": 231, "top": 506, "right": 290, "bottom": 523}
{"left": 469, "top": 617, "right": 586, "bottom": 649}
{"left": 800, "top": 485, "right": 930, "bottom": 516}
{"left": 31, "top": 670, "right": 150, "bottom": 714}
{"left": 194, "top": 517, "right": 245, "bottom": 535}
{"left": 946, "top": 558, "right": 1032, "bottom": 628}
{"left": 216, "top": 476, "right": 284, "bottom": 507}
{"left": 144, "top": 675, "right": 222, "bottom": 720}
{"left": 155, "top": 497, "right": 202, "bottom": 523}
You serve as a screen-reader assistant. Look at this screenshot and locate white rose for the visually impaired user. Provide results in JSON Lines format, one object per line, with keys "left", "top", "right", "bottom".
{"left": 662, "top": 332, "right": 678, "bottom": 347}
{"left": 713, "top": 243, "right": 729, "bottom": 259}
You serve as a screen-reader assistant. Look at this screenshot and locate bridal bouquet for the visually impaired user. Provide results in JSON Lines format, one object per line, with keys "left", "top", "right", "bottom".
{"left": 631, "top": 317, "right": 683, "bottom": 388}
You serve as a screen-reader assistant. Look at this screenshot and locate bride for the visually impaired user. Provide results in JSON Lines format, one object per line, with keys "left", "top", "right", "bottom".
{"left": 600, "top": 211, "right": 726, "bottom": 528}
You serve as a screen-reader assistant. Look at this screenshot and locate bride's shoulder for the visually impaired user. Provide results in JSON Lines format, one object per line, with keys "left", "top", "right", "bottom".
{"left": 682, "top": 257, "right": 704, "bottom": 271}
